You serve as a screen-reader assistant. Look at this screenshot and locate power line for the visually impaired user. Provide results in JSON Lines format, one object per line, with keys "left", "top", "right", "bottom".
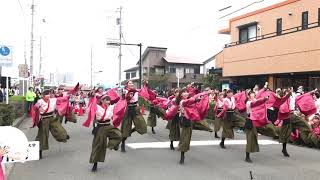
{"left": 121, "top": 32, "right": 139, "bottom": 59}
{"left": 16, "top": 0, "right": 25, "bottom": 17}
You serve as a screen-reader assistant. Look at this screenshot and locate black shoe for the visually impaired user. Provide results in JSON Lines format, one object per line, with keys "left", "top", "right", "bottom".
{"left": 170, "top": 141, "right": 175, "bottom": 150}
{"left": 65, "top": 119, "right": 68, "bottom": 124}
{"left": 91, "top": 163, "right": 97, "bottom": 172}
{"left": 215, "top": 132, "right": 220, "bottom": 139}
{"left": 245, "top": 157, "right": 253, "bottom": 163}
{"left": 152, "top": 128, "right": 156, "bottom": 134}
{"left": 179, "top": 152, "right": 185, "bottom": 165}
{"left": 220, "top": 142, "right": 226, "bottom": 149}
{"left": 114, "top": 146, "right": 119, "bottom": 151}
{"left": 121, "top": 142, "right": 126, "bottom": 152}
{"left": 282, "top": 150, "right": 290, "bottom": 157}
{"left": 39, "top": 150, "right": 42, "bottom": 159}
{"left": 273, "top": 136, "right": 279, "bottom": 140}
{"left": 66, "top": 135, "right": 70, "bottom": 140}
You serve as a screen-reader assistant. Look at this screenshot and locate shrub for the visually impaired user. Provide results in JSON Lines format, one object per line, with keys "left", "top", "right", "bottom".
{"left": 0, "top": 104, "right": 15, "bottom": 126}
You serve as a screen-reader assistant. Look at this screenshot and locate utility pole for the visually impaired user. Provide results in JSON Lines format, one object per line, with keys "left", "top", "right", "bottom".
{"left": 90, "top": 46, "right": 93, "bottom": 88}
{"left": 39, "top": 36, "right": 42, "bottom": 77}
{"left": 30, "top": 0, "right": 35, "bottom": 84}
{"left": 118, "top": 6, "right": 122, "bottom": 87}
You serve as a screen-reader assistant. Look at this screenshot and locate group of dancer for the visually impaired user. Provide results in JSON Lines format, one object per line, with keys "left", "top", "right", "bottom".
{"left": 30, "top": 80, "right": 320, "bottom": 172}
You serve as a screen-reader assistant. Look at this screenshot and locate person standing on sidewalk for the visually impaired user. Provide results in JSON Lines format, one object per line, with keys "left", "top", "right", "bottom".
{"left": 26, "top": 87, "right": 36, "bottom": 116}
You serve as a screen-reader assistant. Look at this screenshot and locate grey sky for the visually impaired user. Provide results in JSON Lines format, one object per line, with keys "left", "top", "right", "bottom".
{"left": 0, "top": 0, "right": 284, "bottom": 86}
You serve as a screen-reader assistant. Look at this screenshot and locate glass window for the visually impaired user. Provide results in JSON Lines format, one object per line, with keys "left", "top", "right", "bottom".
{"left": 126, "top": 73, "right": 130, "bottom": 79}
{"left": 169, "top": 67, "right": 176, "bottom": 73}
{"left": 155, "top": 68, "right": 164, "bottom": 75}
{"left": 302, "top": 11, "right": 308, "bottom": 30}
{"left": 276, "top": 18, "right": 282, "bottom": 35}
{"left": 239, "top": 25, "right": 257, "bottom": 43}
{"left": 131, "top": 72, "right": 136, "bottom": 78}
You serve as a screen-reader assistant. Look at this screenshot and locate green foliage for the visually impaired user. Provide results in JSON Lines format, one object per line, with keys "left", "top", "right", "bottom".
{"left": 202, "top": 74, "right": 221, "bottom": 90}
{"left": 10, "top": 95, "right": 25, "bottom": 103}
{"left": 0, "top": 104, "right": 15, "bottom": 126}
{"left": 148, "top": 73, "right": 168, "bottom": 91}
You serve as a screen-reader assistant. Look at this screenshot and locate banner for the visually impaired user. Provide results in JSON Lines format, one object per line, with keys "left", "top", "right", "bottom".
{"left": 1, "top": 141, "right": 39, "bottom": 164}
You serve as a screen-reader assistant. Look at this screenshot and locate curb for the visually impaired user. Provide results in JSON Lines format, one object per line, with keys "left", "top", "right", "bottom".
{"left": 3, "top": 116, "right": 27, "bottom": 180}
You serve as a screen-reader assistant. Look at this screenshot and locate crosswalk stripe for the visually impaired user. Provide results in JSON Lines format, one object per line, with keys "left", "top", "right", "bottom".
{"left": 126, "top": 139, "right": 279, "bottom": 149}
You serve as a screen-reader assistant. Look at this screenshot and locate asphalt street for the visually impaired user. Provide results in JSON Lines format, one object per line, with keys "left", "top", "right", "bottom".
{"left": 9, "top": 112, "right": 320, "bottom": 180}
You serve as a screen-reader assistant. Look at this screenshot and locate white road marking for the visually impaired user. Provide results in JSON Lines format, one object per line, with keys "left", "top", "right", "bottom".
{"left": 126, "top": 140, "right": 279, "bottom": 149}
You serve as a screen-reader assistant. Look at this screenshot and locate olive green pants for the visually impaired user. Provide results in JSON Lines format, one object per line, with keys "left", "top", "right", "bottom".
{"left": 222, "top": 112, "right": 246, "bottom": 139}
{"left": 89, "top": 125, "right": 122, "bottom": 163}
{"left": 169, "top": 114, "right": 181, "bottom": 141}
{"left": 214, "top": 117, "right": 222, "bottom": 133}
{"left": 178, "top": 118, "right": 193, "bottom": 153}
{"left": 147, "top": 106, "right": 157, "bottom": 128}
{"left": 35, "top": 116, "right": 68, "bottom": 151}
{"left": 121, "top": 106, "right": 147, "bottom": 138}
{"left": 193, "top": 120, "right": 213, "bottom": 132}
{"left": 279, "top": 114, "right": 312, "bottom": 143}
{"left": 246, "top": 123, "right": 278, "bottom": 153}
{"left": 154, "top": 106, "right": 165, "bottom": 119}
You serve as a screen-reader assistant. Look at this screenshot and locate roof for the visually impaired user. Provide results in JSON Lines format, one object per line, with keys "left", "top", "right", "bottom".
{"left": 124, "top": 66, "right": 139, "bottom": 72}
{"left": 218, "top": 0, "right": 300, "bottom": 34}
{"left": 163, "top": 56, "right": 203, "bottom": 65}
{"left": 203, "top": 50, "right": 223, "bottom": 64}
{"left": 137, "top": 46, "right": 167, "bottom": 65}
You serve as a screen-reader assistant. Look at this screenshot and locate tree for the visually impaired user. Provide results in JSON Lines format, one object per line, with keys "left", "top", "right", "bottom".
{"left": 203, "top": 74, "right": 221, "bottom": 90}
{"left": 148, "top": 73, "right": 169, "bottom": 91}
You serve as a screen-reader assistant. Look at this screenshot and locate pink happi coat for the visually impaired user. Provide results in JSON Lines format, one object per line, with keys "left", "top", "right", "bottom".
{"left": 278, "top": 98, "right": 291, "bottom": 121}
{"left": 0, "top": 156, "right": 4, "bottom": 180}
{"left": 106, "top": 88, "right": 120, "bottom": 104}
{"left": 181, "top": 92, "right": 209, "bottom": 121}
{"left": 295, "top": 92, "right": 317, "bottom": 117}
{"left": 82, "top": 96, "right": 98, "bottom": 127}
{"left": 234, "top": 91, "right": 247, "bottom": 113}
{"left": 249, "top": 98, "right": 269, "bottom": 127}
{"left": 112, "top": 99, "right": 127, "bottom": 128}
{"left": 163, "top": 102, "right": 180, "bottom": 121}
{"left": 256, "top": 88, "right": 290, "bottom": 109}
{"left": 153, "top": 97, "right": 170, "bottom": 110}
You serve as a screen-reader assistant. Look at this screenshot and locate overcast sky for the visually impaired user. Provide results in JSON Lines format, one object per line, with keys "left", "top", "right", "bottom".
{"left": 0, "top": 0, "right": 284, "bottom": 86}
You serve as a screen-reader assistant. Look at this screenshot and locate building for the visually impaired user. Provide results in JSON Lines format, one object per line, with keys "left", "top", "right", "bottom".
{"left": 124, "top": 66, "right": 139, "bottom": 87}
{"left": 216, "top": 0, "right": 320, "bottom": 91}
{"left": 125, "top": 46, "right": 204, "bottom": 90}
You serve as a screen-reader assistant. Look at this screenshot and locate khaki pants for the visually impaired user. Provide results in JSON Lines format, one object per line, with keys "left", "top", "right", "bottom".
{"left": 35, "top": 116, "right": 68, "bottom": 151}
{"left": 279, "top": 114, "right": 311, "bottom": 143}
{"left": 246, "top": 123, "right": 278, "bottom": 153}
{"left": 193, "top": 120, "right": 213, "bottom": 132}
{"left": 121, "top": 105, "right": 147, "bottom": 138}
{"left": 214, "top": 117, "right": 222, "bottom": 133}
{"left": 222, "top": 111, "right": 246, "bottom": 139}
{"left": 89, "top": 124, "right": 122, "bottom": 163}
{"left": 147, "top": 106, "right": 157, "bottom": 127}
{"left": 178, "top": 117, "right": 192, "bottom": 153}
{"left": 169, "top": 114, "right": 180, "bottom": 141}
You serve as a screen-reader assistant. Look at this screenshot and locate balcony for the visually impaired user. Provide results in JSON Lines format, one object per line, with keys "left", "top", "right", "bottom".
{"left": 219, "top": 21, "right": 320, "bottom": 77}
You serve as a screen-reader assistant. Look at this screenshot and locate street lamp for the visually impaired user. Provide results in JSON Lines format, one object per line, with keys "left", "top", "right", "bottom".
{"left": 107, "top": 42, "right": 142, "bottom": 88}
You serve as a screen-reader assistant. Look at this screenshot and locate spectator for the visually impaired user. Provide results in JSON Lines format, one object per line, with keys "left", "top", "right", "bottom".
{"left": 34, "top": 89, "right": 41, "bottom": 104}
{"left": 25, "top": 87, "right": 36, "bottom": 116}
{"left": 14, "top": 87, "right": 19, "bottom": 95}
{"left": 0, "top": 88, "right": 3, "bottom": 103}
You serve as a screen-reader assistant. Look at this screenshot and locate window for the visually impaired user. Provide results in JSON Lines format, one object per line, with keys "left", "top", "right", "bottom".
{"left": 169, "top": 67, "right": 176, "bottom": 73}
{"left": 318, "top": 8, "right": 320, "bottom": 26}
{"left": 150, "top": 67, "right": 155, "bottom": 73}
{"left": 155, "top": 67, "right": 164, "bottom": 75}
{"left": 302, "top": 11, "right": 308, "bottom": 30}
{"left": 131, "top": 72, "right": 136, "bottom": 78}
{"left": 126, "top": 73, "right": 130, "bottom": 79}
{"left": 143, "top": 67, "right": 148, "bottom": 74}
{"left": 185, "top": 68, "right": 194, "bottom": 74}
{"left": 276, "top": 18, "right": 282, "bottom": 35}
{"left": 239, "top": 24, "right": 257, "bottom": 43}
{"left": 194, "top": 67, "right": 200, "bottom": 74}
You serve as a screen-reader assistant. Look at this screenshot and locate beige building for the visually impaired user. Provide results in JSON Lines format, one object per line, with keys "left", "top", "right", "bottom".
{"left": 125, "top": 46, "right": 204, "bottom": 90}
{"left": 217, "top": 0, "right": 320, "bottom": 91}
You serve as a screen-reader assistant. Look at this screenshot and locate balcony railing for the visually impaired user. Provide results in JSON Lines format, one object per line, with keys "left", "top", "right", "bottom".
{"left": 225, "top": 21, "right": 319, "bottom": 48}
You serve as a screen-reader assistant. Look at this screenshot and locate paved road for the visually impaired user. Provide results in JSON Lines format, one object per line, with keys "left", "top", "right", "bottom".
{"left": 9, "top": 113, "right": 320, "bottom": 180}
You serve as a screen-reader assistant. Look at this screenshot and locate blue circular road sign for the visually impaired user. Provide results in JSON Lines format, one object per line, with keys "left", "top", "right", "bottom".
{"left": 0, "top": 46, "right": 11, "bottom": 56}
